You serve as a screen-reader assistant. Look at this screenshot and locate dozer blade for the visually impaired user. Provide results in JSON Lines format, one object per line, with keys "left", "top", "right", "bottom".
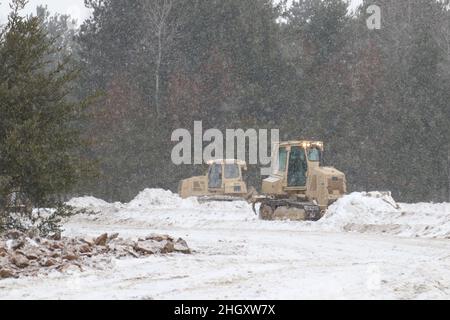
{"left": 197, "top": 195, "right": 246, "bottom": 203}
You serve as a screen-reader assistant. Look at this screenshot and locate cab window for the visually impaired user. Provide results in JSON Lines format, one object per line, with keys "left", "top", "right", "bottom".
{"left": 224, "top": 164, "right": 240, "bottom": 179}
{"left": 288, "top": 146, "right": 308, "bottom": 187}
{"left": 308, "top": 148, "right": 321, "bottom": 162}
{"left": 278, "top": 147, "right": 287, "bottom": 172}
{"left": 208, "top": 164, "right": 222, "bottom": 189}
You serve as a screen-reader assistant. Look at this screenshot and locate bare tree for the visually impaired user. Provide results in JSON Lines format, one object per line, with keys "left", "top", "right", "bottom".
{"left": 143, "top": 0, "right": 178, "bottom": 118}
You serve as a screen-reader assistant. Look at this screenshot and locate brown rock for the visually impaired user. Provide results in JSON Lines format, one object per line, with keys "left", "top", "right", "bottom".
{"left": 146, "top": 234, "right": 173, "bottom": 242}
{"left": 79, "top": 244, "right": 91, "bottom": 254}
{"left": 50, "top": 242, "right": 63, "bottom": 250}
{"left": 17, "top": 250, "right": 39, "bottom": 260}
{"left": 120, "top": 240, "right": 136, "bottom": 247}
{"left": 11, "top": 254, "right": 30, "bottom": 269}
{"left": 134, "top": 240, "right": 160, "bottom": 255}
{"left": 80, "top": 238, "right": 94, "bottom": 246}
{"left": 26, "top": 253, "right": 39, "bottom": 260}
{"left": 174, "top": 238, "right": 191, "bottom": 254}
{"left": 124, "top": 249, "right": 140, "bottom": 258}
{"left": 95, "top": 233, "right": 108, "bottom": 246}
{"left": 63, "top": 253, "right": 79, "bottom": 261}
{"left": 29, "top": 259, "right": 40, "bottom": 267}
{"left": 0, "top": 268, "right": 16, "bottom": 279}
{"left": 109, "top": 233, "right": 120, "bottom": 241}
{"left": 11, "top": 240, "right": 25, "bottom": 250}
{"left": 0, "top": 257, "right": 9, "bottom": 267}
{"left": 160, "top": 240, "right": 175, "bottom": 254}
{"left": 40, "top": 258, "right": 57, "bottom": 267}
{"left": 58, "top": 264, "right": 82, "bottom": 273}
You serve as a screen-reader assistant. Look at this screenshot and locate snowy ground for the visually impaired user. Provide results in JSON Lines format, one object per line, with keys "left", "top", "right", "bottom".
{"left": 1, "top": 190, "right": 450, "bottom": 300}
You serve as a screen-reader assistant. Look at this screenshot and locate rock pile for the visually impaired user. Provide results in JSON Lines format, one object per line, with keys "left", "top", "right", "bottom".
{"left": 0, "top": 230, "right": 191, "bottom": 280}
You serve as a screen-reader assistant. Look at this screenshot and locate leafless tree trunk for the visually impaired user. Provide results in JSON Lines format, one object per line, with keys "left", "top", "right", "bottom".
{"left": 143, "top": 0, "right": 175, "bottom": 119}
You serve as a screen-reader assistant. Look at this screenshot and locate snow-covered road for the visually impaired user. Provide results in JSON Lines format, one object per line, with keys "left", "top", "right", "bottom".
{"left": 1, "top": 190, "right": 450, "bottom": 300}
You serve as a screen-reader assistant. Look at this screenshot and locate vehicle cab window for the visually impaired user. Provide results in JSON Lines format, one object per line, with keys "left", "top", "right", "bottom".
{"left": 278, "top": 147, "right": 287, "bottom": 172}
{"left": 308, "top": 147, "right": 322, "bottom": 162}
{"left": 208, "top": 163, "right": 223, "bottom": 189}
{"left": 224, "top": 164, "right": 240, "bottom": 179}
{"left": 288, "top": 146, "right": 308, "bottom": 187}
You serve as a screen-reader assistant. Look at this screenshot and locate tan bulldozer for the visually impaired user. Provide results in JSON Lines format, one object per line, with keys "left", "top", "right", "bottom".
{"left": 251, "top": 140, "right": 346, "bottom": 221}
{"left": 178, "top": 159, "right": 252, "bottom": 202}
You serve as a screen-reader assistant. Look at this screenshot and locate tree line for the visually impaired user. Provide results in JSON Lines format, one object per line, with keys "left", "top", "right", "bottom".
{"left": 1, "top": 0, "right": 449, "bottom": 209}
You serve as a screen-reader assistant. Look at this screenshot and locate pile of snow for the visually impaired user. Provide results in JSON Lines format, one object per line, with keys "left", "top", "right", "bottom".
{"left": 66, "top": 189, "right": 450, "bottom": 239}
{"left": 126, "top": 188, "right": 197, "bottom": 210}
{"left": 396, "top": 202, "right": 450, "bottom": 238}
{"left": 318, "top": 192, "right": 450, "bottom": 238}
{"left": 319, "top": 192, "right": 400, "bottom": 228}
{"left": 66, "top": 189, "right": 255, "bottom": 230}
{"left": 118, "top": 189, "right": 254, "bottom": 229}
{"left": 66, "top": 196, "right": 111, "bottom": 209}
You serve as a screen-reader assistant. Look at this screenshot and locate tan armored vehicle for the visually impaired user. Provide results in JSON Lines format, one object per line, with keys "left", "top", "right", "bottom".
{"left": 252, "top": 141, "right": 346, "bottom": 221}
{"left": 178, "top": 159, "right": 249, "bottom": 202}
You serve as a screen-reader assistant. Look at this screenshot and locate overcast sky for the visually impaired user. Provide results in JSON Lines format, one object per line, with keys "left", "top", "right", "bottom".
{"left": 0, "top": 0, "right": 91, "bottom": 24}
{"left": 1, "top": 0, "right": 363, "bottom": 25}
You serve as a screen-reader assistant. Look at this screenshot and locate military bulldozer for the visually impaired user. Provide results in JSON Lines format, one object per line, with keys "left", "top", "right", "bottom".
{"left": 178, "top": 159, "right": 252, "bottom": 202}
{"left": 252, "top": 141, "right": 346, "bottom": 221}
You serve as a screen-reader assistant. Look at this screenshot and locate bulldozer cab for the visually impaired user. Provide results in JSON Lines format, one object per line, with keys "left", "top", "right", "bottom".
{"left": 206, "top": 159, "right": 247, "bottom": 193}
{"left": 178, "top": 159, "right": 249, "bottom": 199}
{"left": 273, "top": 141, "right": 324, "bottom": 189}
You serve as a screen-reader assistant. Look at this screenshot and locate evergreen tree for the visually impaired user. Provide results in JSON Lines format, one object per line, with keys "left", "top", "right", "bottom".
{"left": 0, "top": 0, "right": 90, "bottom": 234}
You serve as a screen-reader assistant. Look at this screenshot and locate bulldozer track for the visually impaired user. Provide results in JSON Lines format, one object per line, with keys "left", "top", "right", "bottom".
{"left": 253, "top": 198, "right": 321, "bottom": 221}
